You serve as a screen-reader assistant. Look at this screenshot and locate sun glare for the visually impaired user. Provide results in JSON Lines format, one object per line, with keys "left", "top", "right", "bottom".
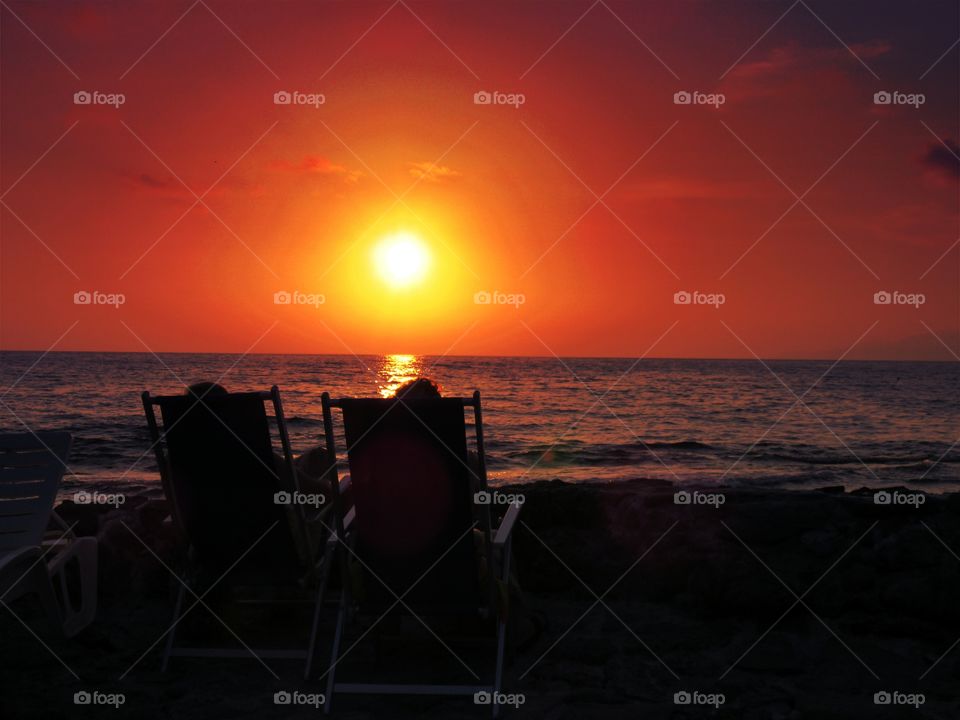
{"left": 378, "top": 353, "right": 421, "bottom": 397}
{"left": 373, "top": 232, "right": 430, "bottom": 288}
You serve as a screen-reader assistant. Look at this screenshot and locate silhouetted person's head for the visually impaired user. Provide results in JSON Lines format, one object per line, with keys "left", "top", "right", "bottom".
{"left": 393, "top": 377, "right": 442, "bottom": 400}
{"left": 185, "top": 382, "right": 228, "bottom": 399}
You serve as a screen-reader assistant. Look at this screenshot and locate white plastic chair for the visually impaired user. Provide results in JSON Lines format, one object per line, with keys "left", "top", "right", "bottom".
{"left": 0, "top": 432, "right": 98, "bottom": 637}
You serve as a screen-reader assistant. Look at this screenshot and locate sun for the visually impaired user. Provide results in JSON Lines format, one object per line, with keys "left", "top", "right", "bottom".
{"left": 373, "top": 232, "right": 431, "bottom": 288}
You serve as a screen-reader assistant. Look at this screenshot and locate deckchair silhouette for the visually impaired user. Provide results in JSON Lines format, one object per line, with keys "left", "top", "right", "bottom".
{"left": 319, "top": 391, "right": 520, "bottom": 717}
{"left": 0, "top": 431, "right": 98, "bottom": 637}
{"left": 142, "top": 386, "right": 339, "bottom": 677}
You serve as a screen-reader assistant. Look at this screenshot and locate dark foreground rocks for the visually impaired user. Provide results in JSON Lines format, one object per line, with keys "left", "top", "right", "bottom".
{"left": 3, "top": 480, "right": 959, "bottom": 719}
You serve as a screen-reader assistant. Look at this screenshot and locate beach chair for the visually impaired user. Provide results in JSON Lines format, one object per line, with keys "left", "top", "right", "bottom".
{"left": 319, "top": 391, "right": 521, "bottom": 717}
{"left": 0, "top": 431, "right": 98, "bottom": 637}
{"left": 142, "top": 386, "right": 339, "bottom": 677}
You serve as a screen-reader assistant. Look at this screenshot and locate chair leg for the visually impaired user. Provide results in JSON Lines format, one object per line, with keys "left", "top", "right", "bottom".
{"left": 305, "top": 544, "right": 334, "bottom": 679}
{"left": 33, "top": 565, "right": 64, "bottom": 637}
{"left": 323, "top": 588, "right": 347, "bottom": 715}
{"left": 492, "top": 618, "right": 507, "bottom": 719}
{"left": 161, "top": 583, "right": 186, "bottom": 672}
{"left": 54, "top": 538, "right": 98, "bottom": 638}
{"left": 1, "top": 549, "right": 65, "bottom": 637}
{"left": 492, "top": 540, "right": 512, "bottom": 719}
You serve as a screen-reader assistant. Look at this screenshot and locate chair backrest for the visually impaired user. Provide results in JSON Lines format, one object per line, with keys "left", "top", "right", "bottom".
{"left": 330, "top": 396, "right": 485, "bottom": 613}
{"left": 0, "top": 432, "right": 71, "bottom": 554}
{"left": 143, "top": 390, "right": 302, "bottom": 580}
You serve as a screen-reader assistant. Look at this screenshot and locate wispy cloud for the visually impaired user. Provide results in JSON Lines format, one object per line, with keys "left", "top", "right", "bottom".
{"left": 123, "top": 172, "right": 191, "bottom": 197}
{"left": 407, "top": 161, "right": 461, "bottom": 183}
{"left": 122, "top": 171, "right": 253, "bottom": 198}
{"left": 723, "top": 40, "right": 891, "bottom": 99}
{"left": 923, "top": 138, "right": 960, "bottom": 180}
{"left": 271, "top": 155, "right": 363, "bottom": 184}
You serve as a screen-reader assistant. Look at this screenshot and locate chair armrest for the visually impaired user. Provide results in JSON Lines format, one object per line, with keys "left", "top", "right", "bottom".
{"left": 323, "top": 506, "right": 355, "bottom": 547}
{"left": 336, "top": 471, "right": 354, "bottom": 533}
{"left": 342, "top": 506, "right": 355, "bottom": 532}
{"left": 41, "top": 537, "right": 72, "bottom": 554}
{"left": 493, "top": 501, "right": 522, "bottom": 548}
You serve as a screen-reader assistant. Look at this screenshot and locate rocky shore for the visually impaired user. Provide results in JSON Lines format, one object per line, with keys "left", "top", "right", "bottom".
{"left": 3, "top": 480, "right": 959, "bottom": 718}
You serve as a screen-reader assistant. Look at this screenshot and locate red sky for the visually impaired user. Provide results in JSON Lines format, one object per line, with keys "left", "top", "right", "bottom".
{"left": 1, "top": 0, "right": 958, "bottom": 360}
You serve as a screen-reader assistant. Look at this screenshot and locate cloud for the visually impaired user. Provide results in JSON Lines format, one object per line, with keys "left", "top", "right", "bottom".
{"left": 271, "top": 155, "right": 363, "bottom": 184}
{"left": 722, "top": 40, "right": 892, "bottom": 99}
{"left": 923, "top": 138, "right": 960, "bottom": 180}
{"left": 846, "top": 40, "right": 894, "bottom": 59}
{"left": 408, "top": 161, "right": 461, "bottom": 183}
{"left": 123, "top": 173, "right": 191, "bottom": 197}
{"left": 136, "top": 173, "right": 175, "bottom": 190}
{"left": 123, "top": 172, "right": 252, "bottom": 198}
{"left": 732, "top": 41, "right": 891, "bottom": 80}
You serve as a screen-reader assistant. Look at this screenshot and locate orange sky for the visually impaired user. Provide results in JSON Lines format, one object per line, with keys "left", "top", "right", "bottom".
{"left": 1, "top": 1, "right": 957, "bottom": 360}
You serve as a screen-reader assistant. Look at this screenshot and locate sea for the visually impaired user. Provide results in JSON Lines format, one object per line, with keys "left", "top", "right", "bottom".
{"left": 0, "top": 352, "right": 957, "bottom": 497}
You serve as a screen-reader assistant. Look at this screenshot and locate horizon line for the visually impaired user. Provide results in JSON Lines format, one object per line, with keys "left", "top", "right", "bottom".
{"left": 0, "top": 349, "right": 955, "bottom": 364}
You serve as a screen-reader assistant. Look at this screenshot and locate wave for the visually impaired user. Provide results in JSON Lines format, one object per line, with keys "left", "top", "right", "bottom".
{"left": 285, "top": 416, "right": 324, "bottom": 427}
{"left": 744, "top": 441, "right": 960, "bottom": 466}
{"left": 498, "top": 439, "right": 716, "bottom": 467}
{"left": 648, "top": 440, "right": 714, "bottom": 450}
{"left": 494, "top": 438, "right": 960, "bottom": 471}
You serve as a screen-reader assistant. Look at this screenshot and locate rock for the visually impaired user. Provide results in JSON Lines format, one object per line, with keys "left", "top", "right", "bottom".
{"left": 54, "top": 499, "right": 108, "bottom": 536}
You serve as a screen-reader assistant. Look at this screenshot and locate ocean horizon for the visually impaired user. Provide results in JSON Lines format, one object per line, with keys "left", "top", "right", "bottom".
{"left": 2, "top": 350, "right": 957, "bottom": 497}
{"left": 3, "top": 349, "right": 958, "bottom": 362}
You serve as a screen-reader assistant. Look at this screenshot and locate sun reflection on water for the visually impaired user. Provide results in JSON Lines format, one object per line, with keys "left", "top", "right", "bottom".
{"left": 378, "top": 354, "right": 423, "bottom": 397}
